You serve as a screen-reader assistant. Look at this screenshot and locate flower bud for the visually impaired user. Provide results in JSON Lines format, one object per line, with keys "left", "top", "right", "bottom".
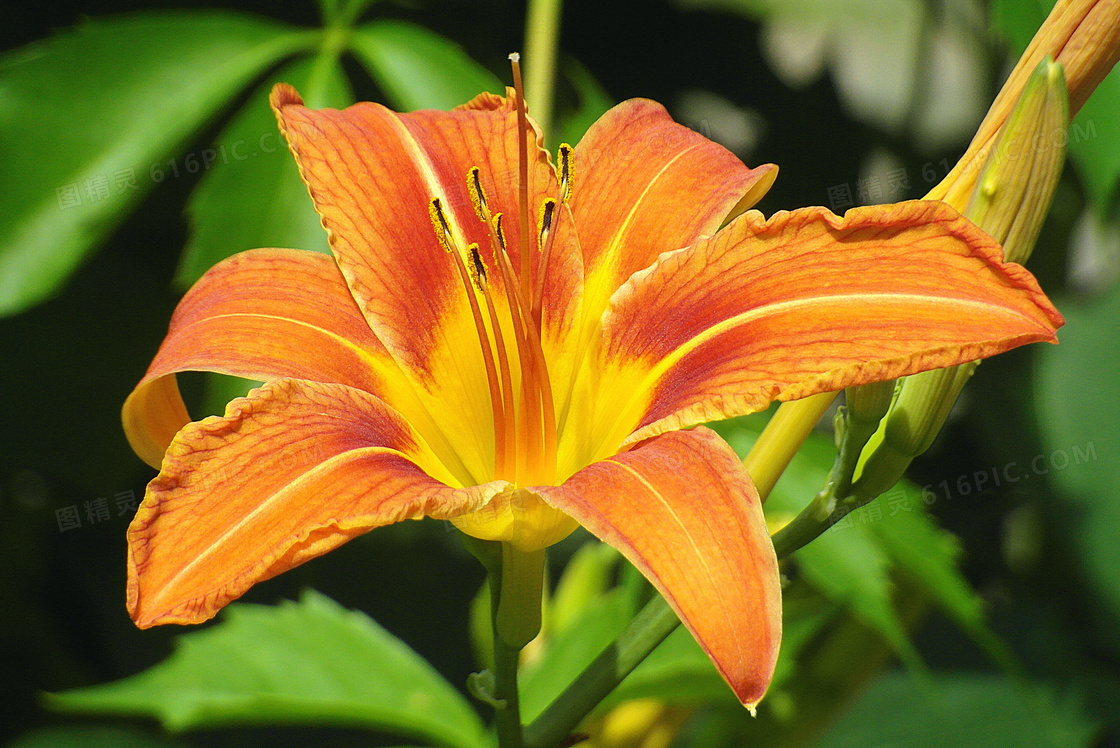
{"left": 965, "top": 57, "right": 1069, "bottom": 264}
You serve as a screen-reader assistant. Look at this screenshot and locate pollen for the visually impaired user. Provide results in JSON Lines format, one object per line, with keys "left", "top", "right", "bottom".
{"left": 558, "top": 143, "right": 573, "bottom": 203}
{"left": 538, "top": 199, "right": 556, "bottom": 251}
{"left": 468, "top": 244, "right": 488, "bottom": 289}
{"left": 428, "top": 198, "right": 454, "bottom": 253}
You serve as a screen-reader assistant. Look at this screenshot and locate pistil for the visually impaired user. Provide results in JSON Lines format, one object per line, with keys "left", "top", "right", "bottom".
{"left": 510, "top": 53, "right": 534, "bottom": 307}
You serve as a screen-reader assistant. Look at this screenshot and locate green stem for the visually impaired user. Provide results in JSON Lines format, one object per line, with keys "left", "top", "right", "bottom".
{"left": 524, "top": 594, "right": 680, "bottom": 748}
{"left": 483, "top": 544, "right": 544, "bottom": 748}
{"left": 523, "top": 0, "right": 564, "bottom": 138}
{"left": 493, "top": 636, "right": 526, "bottom": 748}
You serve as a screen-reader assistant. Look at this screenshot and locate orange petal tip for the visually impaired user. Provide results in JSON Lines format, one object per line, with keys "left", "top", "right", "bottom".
{"left": 270, "top": 82, "right": 304, "bottom": 111}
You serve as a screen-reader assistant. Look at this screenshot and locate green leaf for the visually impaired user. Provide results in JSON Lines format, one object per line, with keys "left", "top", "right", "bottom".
{"left": 868, "top": 481, "right": 1017, "bottom": 673}
{"left": 1036, "top": 285, "right": 1120, "bottom": 652}
{"left": 47, "top": 590, "right": 487, "bottom": 748}
{"left": 7, "top": 727, "right": 188, "bottom": 748}
{"left": 177, "top": 54, "right": 352, "bottom": 287}
{"left": 795, "top": 513, "right": 926, "bottom": 675}
{"left": 349, "top": 20, "right": 503, "bottom": 111}
{"left": 816, "top": 672, "right": 1097, "bottom": 747}
{"left": 0, "top": 11, "right": 315, "bottom": 317}
{"left": 717, "top": 414, "right": 1009, "bottom": 673}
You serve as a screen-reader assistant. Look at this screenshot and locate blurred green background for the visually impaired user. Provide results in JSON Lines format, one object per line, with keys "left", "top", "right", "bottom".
{"left": 3, "top": 0, "right": 1119, "bottom": 745}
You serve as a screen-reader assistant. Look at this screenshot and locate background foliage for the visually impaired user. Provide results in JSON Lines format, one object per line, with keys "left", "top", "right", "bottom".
{"left": 2, "top": 0, "right": 1119, "bottom": 745}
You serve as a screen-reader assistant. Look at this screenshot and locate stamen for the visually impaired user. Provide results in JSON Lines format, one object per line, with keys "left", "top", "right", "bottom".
{"left": 509, "top": 52, "right": 534, "bottom": 306}
{"left": 468, "top": 166, "right": 490, "bottom": 222}
{"left": 531, "top": 198, "right": 557, "bottom": 330}
{"left": 429, "top": 197, "right": 512, "bottom": 478}
{"left": 470, "top": 242, "right": 517, "bottom": 481}
{"left": 428, "top": 198, "right": 454, "bottom": 253}
{"left": 537, "top": 199, "right": 555, "bottom": 251}
{"left": 468, "top": 244, "right": 488, "bottom": 290}
{"left": 489, "top": 218, "right": 548, "bottom": 481}
{"left": 492, "top": 213, "right": 508, "bottom": 253}
{"left": 557, "top": 143, "right": 573, "bottom": 203}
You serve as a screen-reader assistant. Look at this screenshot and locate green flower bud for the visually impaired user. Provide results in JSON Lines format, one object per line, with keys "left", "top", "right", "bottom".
{"left": 965, "top": 57, "right": 1069, "bottom": 264}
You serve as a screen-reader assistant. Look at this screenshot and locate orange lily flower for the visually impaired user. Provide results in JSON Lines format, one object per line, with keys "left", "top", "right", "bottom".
{"left": 122, "top": 81, "right": 1062, "bottom": 709}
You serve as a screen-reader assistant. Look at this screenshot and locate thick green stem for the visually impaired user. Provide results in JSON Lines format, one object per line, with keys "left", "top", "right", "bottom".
{"left": 522, "top": 0, "right": 564, "bottom": 138}
{"left": 493, "top": 636, "right": 526, "bottom": 748}
{"left": 488, "top": 544, "right": 545, "bottom": 748}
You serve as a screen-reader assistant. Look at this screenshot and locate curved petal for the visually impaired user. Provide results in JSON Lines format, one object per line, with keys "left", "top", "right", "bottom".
{"left": 533, "top": 427, "right": 780, "bottom": 710}
{"left": 127, "top": 379, "right": 508, "bottom": 628}
{"left": 123, "top": 248, "right": 390, "bottom": 468}
{"left": 272, "top": 85, "right": 582, "bottom": 484}
{"left": 570, "top": 98, "right": 776, "bottom": 325}
{"left": 589, "top": 201, "right": 1063, "bottom": 458}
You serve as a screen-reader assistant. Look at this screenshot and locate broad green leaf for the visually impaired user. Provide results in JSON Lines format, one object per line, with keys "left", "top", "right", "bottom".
{"left": 1036, "top": 285, "right": 1120, "bottom": 652}
{"left": 817, "top": 672, "right": 1097, "bottom": 747}
{"left": 795, "top": 513, "right": 926, "bottom": 675}
{"left": 0, "top": 12, "right": 315, "bottom": 317}
{"left": 869, "top": 481, "right": 1017, "bottom": 672}
{"left": 349, "top": 20, "right": 502, "bottom": 111}
{"left": 47, "top": 590, "right": 487, "bottom": 748}
{"left": 177, "top": 54, "right": 352, "bottom": 287}
{"left": 7, "top": 727, "right": 187, "bottom": 748}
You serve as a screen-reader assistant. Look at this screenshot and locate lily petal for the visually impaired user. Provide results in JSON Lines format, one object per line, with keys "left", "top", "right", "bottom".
{"left": 127, "top": 378, "right": 507, "bottom": 628}
{"left": 592, "top": 201, "right": 1063, "bottom": 456}
{"left": 570, "top": 98, "right": 776, "bottom": 327}
{"left": 534, "top": 427, "right": 780, "bottom": 710}
{"left": 272, "top": 85, "right": 580, "bottom": 484}
{"left": 123, "top": 248, "right": 389, "bottom": 469}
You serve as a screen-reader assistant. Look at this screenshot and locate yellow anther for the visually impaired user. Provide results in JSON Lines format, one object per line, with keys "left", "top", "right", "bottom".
{"left": 467, "top": 166, "right": 491, "bottom": 222}
{"left": 492, "top": 213, "right": 508, "bottom": 253}
{"left": 468, "top": 244, "right": 488, "bottom": 289}
{"left": 557, "top": 143, "right": 573, "bottom": 203}
{"left": 538, "top": 199, "right": 556, "bottom": 251}
{"left": 428, "top": 198, "right": 454, "bottom": 253}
